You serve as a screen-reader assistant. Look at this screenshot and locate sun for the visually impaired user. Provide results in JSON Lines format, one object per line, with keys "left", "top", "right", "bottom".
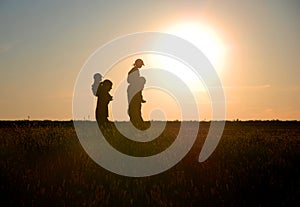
{"left": 166, "top": 22, "right": 226, "bottom": 74}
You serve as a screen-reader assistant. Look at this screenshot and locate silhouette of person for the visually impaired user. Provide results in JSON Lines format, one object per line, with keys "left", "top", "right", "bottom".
{"left": 127, "top": 59, "right": 147, "bottom": 129}
{"left": 95, "top": 79, "right": 113, "bottom": 126}
{"left": 92, "top": 73, "right": 103, "bottom": 96}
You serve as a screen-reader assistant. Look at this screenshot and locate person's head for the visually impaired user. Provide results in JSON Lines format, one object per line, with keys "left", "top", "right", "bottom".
{"left": 94, "top": 73, "right": 103, "bottom": 82}
{"left": 102, "top": 79, "right": 113, "bottom": 91}
{"left": 133, "top": 59, "right": 144, "bottom": 68}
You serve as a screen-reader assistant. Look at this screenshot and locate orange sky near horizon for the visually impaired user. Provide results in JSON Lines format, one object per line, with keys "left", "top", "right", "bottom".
{"left": 0, "top": 1, "right": 299, "bottom": 121}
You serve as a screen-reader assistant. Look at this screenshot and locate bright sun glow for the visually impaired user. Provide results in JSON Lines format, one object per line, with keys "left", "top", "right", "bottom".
{"left": 166, "top": 23, "right": 226, "bottom": 74}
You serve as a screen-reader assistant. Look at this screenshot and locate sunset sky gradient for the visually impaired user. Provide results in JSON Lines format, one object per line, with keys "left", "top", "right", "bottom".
{"left": 0, "top": 0, "right": 299, "bottom": 120}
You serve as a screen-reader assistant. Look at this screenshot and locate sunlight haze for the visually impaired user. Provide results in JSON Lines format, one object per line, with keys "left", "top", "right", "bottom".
{"left": 0, "top": 0, "right": 299, "bottom": 120}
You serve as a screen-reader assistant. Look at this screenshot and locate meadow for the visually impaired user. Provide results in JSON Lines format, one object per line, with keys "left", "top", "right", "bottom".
{"left": 0, "top": 120, "right": 299, "bottom": 206}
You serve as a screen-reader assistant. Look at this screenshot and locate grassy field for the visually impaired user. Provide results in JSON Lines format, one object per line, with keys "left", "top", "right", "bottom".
{"left": 0, "top": 120, "right": 299, "bottom": 206}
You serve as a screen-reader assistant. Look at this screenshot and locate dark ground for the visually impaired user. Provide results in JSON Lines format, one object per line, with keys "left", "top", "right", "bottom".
{"left": 0, "top": 120, "right": 299, "bottom": 206}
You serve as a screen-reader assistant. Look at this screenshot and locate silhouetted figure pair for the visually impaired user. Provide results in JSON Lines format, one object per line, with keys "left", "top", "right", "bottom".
{"left": 93, "top": 58, "right": 147, "bottom": 130}
{"left": 127, "top": 59, "right": 147, "bottom": 129}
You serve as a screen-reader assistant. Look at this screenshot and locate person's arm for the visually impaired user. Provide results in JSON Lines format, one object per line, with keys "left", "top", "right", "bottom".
{"left": 103, "top": 93, "right": 113, "bottom": 103}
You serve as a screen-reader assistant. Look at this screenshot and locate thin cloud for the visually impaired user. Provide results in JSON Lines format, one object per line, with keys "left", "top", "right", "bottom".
{"left": 219, "top": 84, "right": 271, "bottom": 90}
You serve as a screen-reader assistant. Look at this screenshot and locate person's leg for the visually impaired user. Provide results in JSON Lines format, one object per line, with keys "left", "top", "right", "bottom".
{"left": 128, "top": 94, "right": 140, "bottom": 127}
{"left": 96, "top": 108, "right": 101, "bottom": 126}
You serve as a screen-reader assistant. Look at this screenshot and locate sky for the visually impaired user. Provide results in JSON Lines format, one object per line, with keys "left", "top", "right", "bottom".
{"left": 0, "top": 0, "right": 299, "bottom": 121}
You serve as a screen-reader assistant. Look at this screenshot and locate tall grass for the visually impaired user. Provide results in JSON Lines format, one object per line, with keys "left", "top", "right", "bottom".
{"left": 0, "top": 121, "right": 299, "bottom": 206}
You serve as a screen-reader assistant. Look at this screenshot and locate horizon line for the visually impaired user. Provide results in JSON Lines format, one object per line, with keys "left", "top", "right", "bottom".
{"left": 0, "top": 119, "right": 299, "bottom": 122}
